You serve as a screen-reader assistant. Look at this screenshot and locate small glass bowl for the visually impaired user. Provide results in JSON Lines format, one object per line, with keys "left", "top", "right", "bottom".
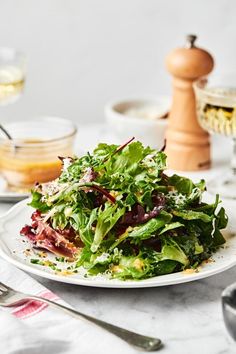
{"left": 0, "top": 117, "right": 77, "bottom": 192}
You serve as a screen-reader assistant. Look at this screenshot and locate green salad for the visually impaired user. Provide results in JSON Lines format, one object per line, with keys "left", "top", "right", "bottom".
{"left": 21, "top": 139, "right": 228, "bottom": 280}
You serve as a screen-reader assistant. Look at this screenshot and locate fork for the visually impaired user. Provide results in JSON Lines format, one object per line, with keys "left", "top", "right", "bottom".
{"left": 0, "top": 282, "right": 162, "bottom": 352}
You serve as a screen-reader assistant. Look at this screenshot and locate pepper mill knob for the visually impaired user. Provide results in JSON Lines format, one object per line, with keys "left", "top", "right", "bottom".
{"left": 186, "top": 34, "right": 197, "bottom": 48}
{"left": 165, "top": 35, "right": 214, "bottom": 171}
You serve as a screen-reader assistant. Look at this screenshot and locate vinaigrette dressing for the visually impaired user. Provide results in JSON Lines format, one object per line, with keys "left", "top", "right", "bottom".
{"left": 0, "top": 138, "right": 72, "bottom": 191}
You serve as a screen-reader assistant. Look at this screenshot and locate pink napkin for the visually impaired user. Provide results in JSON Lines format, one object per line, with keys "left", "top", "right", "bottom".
{"left": 0, "top": 258, "right": 134, "bottom": 354}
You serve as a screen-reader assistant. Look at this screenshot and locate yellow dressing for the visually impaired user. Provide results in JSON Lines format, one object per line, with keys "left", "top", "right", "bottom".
{"left": 0, "top": 138, "right": 72, "bottom": 191}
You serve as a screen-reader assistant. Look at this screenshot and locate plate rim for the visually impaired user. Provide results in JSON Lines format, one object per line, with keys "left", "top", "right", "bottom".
{"left": 0, "top": 199, "right": 236, "bottom": 288}
{"left": 0, "top": 177, "right": 29, "bottom": 200}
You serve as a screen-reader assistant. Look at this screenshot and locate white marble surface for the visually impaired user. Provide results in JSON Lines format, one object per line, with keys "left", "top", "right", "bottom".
{"left": 0, "top": 124, "right": 236, "bottom": 354}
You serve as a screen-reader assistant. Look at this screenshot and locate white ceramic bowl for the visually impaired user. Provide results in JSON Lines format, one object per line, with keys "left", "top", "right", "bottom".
{"left": 105, "top": 95, "right": 171, "bottom": 149}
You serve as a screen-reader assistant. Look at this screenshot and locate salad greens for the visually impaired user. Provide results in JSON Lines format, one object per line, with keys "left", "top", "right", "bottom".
{"left": 23, "top": 139, "right": 228, "bottom": 280}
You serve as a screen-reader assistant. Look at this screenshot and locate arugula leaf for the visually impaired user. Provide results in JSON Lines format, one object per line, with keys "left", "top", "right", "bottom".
{"left": 153, "top": 260, "right": 179, "bottom": 275}
{"left": 91, "top": 204, "right": 125, "bottom": 252}
{"left": 28, "top": 191, "right": 50, "bottom": 213}
{"left": 172, "top": 209, "right": 212, "bottom": 223}
{"left": 76, "top": 246, "right": 93, "bottom": 267}
{"left": 112, "top": 255, "right": 151, "bottom": 279}
{"left": 216, "top": 207, "right": 228, "bottom": 229}
{"left": 70, "top": 208, "right": 98, "bottom": 246}
{"left": 111, "top": 141, "right": 144, "bottom": 174}
{"left": 171, "top": 234, "right": 203, "bottom": 258}
{"left": 168, "top": 175, "right": 195, "bottom": 195}
{"left": 193, "top": 194, "right": 220, "bottom": 215}
{"left": 93, "top": 143, "right": 118, "bottom": 161}
{"left": 159, "top": 222, "right": 184, "bottom": 235}
{"left": 128, "top": 211, "right": 172, "bottom": 240}
{"left": 156, "top": 237, "right": 189, "bottom": 266}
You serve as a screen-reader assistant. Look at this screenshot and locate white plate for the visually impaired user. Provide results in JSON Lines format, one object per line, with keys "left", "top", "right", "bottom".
{"left": 0, "top": 199, "right": 236, "bottom": 288}
{"left": 0, "top": 177, "right": 29, "bottom": 202}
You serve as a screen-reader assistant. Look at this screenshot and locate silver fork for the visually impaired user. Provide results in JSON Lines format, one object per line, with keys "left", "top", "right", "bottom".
{"left": 0, "top": 282, "right": 162, "bottom": 352}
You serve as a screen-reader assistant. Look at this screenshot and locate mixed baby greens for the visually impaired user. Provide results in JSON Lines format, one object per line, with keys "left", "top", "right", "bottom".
{"left": 21, "top": 139, "right": 228, "bottom": 280}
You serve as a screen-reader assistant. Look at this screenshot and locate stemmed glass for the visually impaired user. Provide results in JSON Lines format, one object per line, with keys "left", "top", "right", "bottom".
{"left": 0, "top": 47, "right": 26, "bottom": 138}
{"left": 0, "top": 47, "right": 26, "bottom": 106}
{"left": 194, "top": 77, "right": 236, "bottom": 199}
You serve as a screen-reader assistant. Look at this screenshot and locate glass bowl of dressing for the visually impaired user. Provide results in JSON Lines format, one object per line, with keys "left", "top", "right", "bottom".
{"left": 194, "top": 78, "right": 236, "bottom": 199}
{"left": 0, "top": 117, "right": 77, "bottom": 192}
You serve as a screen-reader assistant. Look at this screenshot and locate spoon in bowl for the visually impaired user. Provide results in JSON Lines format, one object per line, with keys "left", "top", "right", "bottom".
{"left": 0, "top": 124, "right": 12, "bottom": 140}
{"left": 0, "top": 123, "right": 19, "bottom": 155}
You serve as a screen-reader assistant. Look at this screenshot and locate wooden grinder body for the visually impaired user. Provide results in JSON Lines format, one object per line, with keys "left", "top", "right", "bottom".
{"left": 165, "top": 36, "right": 214, "bottom": 171}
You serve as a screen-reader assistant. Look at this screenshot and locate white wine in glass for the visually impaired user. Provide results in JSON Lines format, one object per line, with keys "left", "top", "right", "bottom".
{"left": 0, "top": 48, "right": 26, "bottom": 105}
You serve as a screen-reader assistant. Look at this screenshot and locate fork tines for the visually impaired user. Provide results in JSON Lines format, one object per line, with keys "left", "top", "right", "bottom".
{"left": 0, "top": 282, "right": 11, "bottom": 292}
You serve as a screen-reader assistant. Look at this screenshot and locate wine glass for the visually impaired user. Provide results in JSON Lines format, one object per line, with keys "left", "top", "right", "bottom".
{"left": 0, "top": 47, "right": 26, "bottom": 106}
{"left": 0, "top": 47, "right": 26, "bottom": 176}
{"left": 194, "top": 77, "right": 236, "bottom": 199}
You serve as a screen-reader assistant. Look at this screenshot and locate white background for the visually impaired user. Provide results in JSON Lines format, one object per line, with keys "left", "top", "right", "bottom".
{"left": 0, "top": 0, "right": 235, "bottom": 124}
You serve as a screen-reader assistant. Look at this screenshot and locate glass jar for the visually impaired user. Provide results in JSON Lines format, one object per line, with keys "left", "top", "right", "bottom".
{"left": 0, "top": 117, "right": 77, "bottom": 192}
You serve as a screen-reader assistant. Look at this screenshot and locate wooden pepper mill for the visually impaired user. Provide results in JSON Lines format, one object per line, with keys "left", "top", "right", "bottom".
{"left": 165, "top": 34, "right": 214, "bottom": 171}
